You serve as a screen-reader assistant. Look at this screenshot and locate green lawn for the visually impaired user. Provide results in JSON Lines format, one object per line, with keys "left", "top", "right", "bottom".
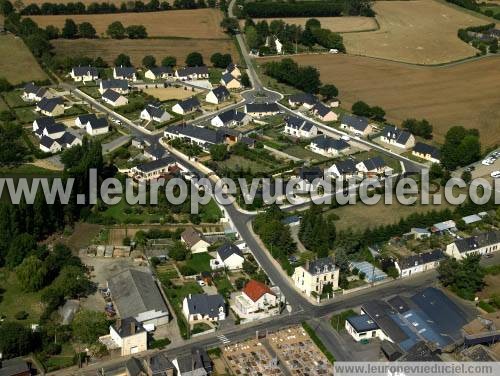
{"left": 192, "top": 322, "right": 213, "bottom": 334}
{"left": 199, "top": 199, "right": 222, "bottom": 223}
{"left": 209, "top": 68, "right": 223, "bottom": 85}
{"left": 330, "top": 309, "right": 357, "bottom": 332}
{"left": 283, "top": 145, "right": 329, "bottom": 162}
{"left": 183, "top": 253, "right": 213, "bottom": 274}
{"left": 2, "top": 90, "right": 31, "bottom": 108}
{"left": 217, "top": 154, "right": 272, "bottom": 173}
{"left": 354, "top": 150, "right": 401, "bottom": 172}
{"left": 14, "top": 107, "right": 37, "bottom": 124}
{"left": 0, "top": 97, "right": 9, "bottom": 111}
{"left": 214, "top": 275, "right": 234, "bottom": 297}
{"left": 0, "top": 164, "right": 61, "bottom": 177}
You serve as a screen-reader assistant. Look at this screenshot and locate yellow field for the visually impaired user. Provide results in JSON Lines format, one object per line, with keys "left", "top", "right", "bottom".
{"left": 0, "top": 35, "right": 48, "bottom": 84}
{"left": 251, "top": 16, "right": 378, "bottom": 33}
{"left": 343, "top": 0, "right": 495, "bottom": 64}
{"left": 29, "top": 9, "right": 228, "bottom": 39}
{"left": 143, "top": 87, "right": 203, "bottom": 101}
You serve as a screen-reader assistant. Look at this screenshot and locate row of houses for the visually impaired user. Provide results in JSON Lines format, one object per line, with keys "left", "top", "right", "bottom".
{"left": 288, "top": 92, "right": 339, "bottom": 122}
{"left": 32, "top": 117, "right": 81, "bottom": 153}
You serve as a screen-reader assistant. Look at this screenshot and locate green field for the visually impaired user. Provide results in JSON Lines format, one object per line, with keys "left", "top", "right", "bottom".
{"left": 182, "top": 253, "right": 213, "bottom": 274}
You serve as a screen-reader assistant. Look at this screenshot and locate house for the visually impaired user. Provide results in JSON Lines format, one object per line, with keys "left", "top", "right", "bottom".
{"left": 431, "top": 220, "right": 456, "bottom": 234}
{"left": 99, "top": 79, "right": 129, "bottom": 94}
{"left": 33, "top": 116, "right": 55, "bottom": 133}
{"left": 355, "top": 157, "right": 389, "bottom": 176}
{"left": 108, "top": 317, "right": 148, "bottom": 356}
{"left": 283, "top": 116, "right": 318, "bottom": 138}
{"left": 96, "top": 357, "right": 147, "bottom": 376}
{"left": 164, "top": 124, "right": 221, "bottom": 150}
{"left": 293, "top": 166, "right": 323, "bottom": 192}
{"left": 326, "top": 159, "right": 358, "bottom": 179}
{"left": 107, "top": 268, "right": 170, "bottom": 326}
{"left": 75, "top": 113, "right": 97, "bottom": 128}
{"left": 310, "top": 135, "right": 349, "bottom": 157}
{"left": 143, "top": 144, "right": 169, "bottom": 160}
{"left": 35, "top": 120, "right": 65, "bottom": 139}
{"left": 412, "top": 142, "right": 441, "bottom": 164}
{"left": 211, "top": 243, "right": 245, "bottom": 270}
{"left": 181, "top": 227, "right": 210, "bottom": 253}
{"left": 380, "top": 126, "right": 415, "bottom": 149}
{"left": 210, "top": 109, "right": 250, "bottom": 128}
{"left": 140, "top": 104, "right": 171, "bottom": 123}
{"left": 394, "top": 249, "right": 445, "bottom": 278}
{"left": 23, "top": 82, "right": 50, "bottom": 102}
{"left": 70, "top": 66, "right": 98, "bottom": 82}
{"left": 406, "top": 227, "right": 431, "bottom": 240}
{"left": 130, "top": 157, "right": 177, "bottom": 181}
{"left": 312, "top": 102, "right": 338, "bottom": 122}
{"left": 39, "top": 131, "right": 81, "bottom": 153}
{"left": 147, "top": 353, "right": 175, "bottom": 376}
{"left": 244, "top": 102, "right": 280, "bottom": 118}
{"left": 220, "top": 73, "right": 241, "bottom": 89}
{"left": 102, "top": 89, "right": 129, "bottom": 107}
{"left": 86, "top": 117, "right": 109, "bottom": 136}
{"left": 233, "top": 280, "right": 279, "bottom": 318}
{"left": 145, "top": 66, "right": 174, "bottom": 80}
{"left": 39, "top": 136, "right": 62, "bottom": 153}
{"left": 172, "top": 97, "right": 201, "bottom": 115}
{"left": 182, "top": 293, "right": 226, "bottom": 323}
{"left": 288, "top": 93, "right": 317, "bottom": 110}
{"left": 224, "top": 63, "right": 241, "bottom": 78}
{"left": 0, "top": 358, "right": 31, "bottom": 376}
{"left": 340, "top": 114, "right": 372, "bottom": 136}
{"left": 205, "top": 86, "right": 230, "bottom": 105}
{"left": 113, "top": 66, "right": 137, "bottom": 81}
{"left": 58, "top": 132, "right": 81, "bottom": 149}
{"left": 445, "top": 231, "right": 500, "bottom": 260}
{"left": 173, "top": 347, "right": 211, "bottom": 376}
{"left": 175, "top": 66, "right": 209, "bottom": 81}
{"left": 36, "top": 97, "right": 64, "bottom": 117}
{"left": 292, "top": 257, "right": 339, "bottom": 297}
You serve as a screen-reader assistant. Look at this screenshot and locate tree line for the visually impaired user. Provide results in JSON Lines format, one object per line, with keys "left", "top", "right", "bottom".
{"left": 446, "top": 0, "right": 500, "bottom": 20}
{"left": 263, "top": 58, "right": 322, "bottom": 93}
{"left": 40, "top": 19, "right": 148, "bottom": 39}
{"left": 457, "top": 23, "right": 499, "bottom": 55}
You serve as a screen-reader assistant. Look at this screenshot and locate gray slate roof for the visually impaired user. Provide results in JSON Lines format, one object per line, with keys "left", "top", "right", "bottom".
{"left": 221, "top": 73, "right": 236, "bottom": 85}
{"left": 346, "top": 314, "right": 379, "bottom": 332}
{"left": 87, "top": 117, "right": 108, "bottom": 130}
{"left": 285, "top": 116, "right": 315, "bottom": 132}
{"left": 245, "top": 102, "right": 279, "bottom": 114}
{"left": 114, "top": 66, "right": 136, "bottom": 78}
{"left": 73, "top": 66, "right": 98, "bottom": 77}
{"left": 135, "top": 156, "right": 176, "bottom": 173}
{"left": 40, "top": 135, "right": 58, "bottom": 149}
{"left": 144, "top": 104, "right": 167, "bottom": 119}
{"left": 306, "top": 256, "right": 336, "bottom": 275}
{"left": 37, "top": 97, "right": 63, "bottom": 112}
{"left": 101, "top": 79, "right": 129, "bottom": 90}
{"left": 177, "top": 66, "right": 209, "bottom": 77}
{"left": 312, "top": 135, "right": 349, "bottom": 151}
{"left": 397, "top": 249, "right": 444, "bottom": 270}
{"left": 383, "top": 126, "right": 412, "bottom": 144}
{"left": 102, "top": 89, "right": 122, "bottom": 102}
{"left": 217, "top": 243, "right": 243, "bottom": 261}
{"left": 211, "top": 86, "right": 230, "bottom": 100}
{"left": 313, "top": 102, "right": 333, "bottom": 117}
{"left": 149, "top": 66, "right": 173, "bottom": 76}
{"left": 413, "top": 142, "right": 440, "bottom": 159}
{"left": 215, "top": 109, "right": 247, "bottom": 125}
{"left": 341, "top": 114, "right": 369, "bottom": 132}
{"left": 112, "top": 317, "right": 146, "bottom": 338}
{"left": 333, "top": 159, "right": 357, "bottom": 175}
{"left": 166, "top": 124, "right": 223, "bottom": 144}
{"left": 360, "top": 156, "right": 386, "bottom": 170}
{"left": 185, "top": 293, "right": 225, "bottom": 318}
{"left": 149, "top": 353, "right": 175, "bottom": 376}
{"left": 289, "top": 92, "right": 317, "bottom": 105}
{"left": 35, "top": 116, "right": 55, "bottom": 128}
{"left": 453, "top": 231, "right": 500, "bottom": 253}
{"left": 177, "top": 97, "right": 201, "bottom": 112}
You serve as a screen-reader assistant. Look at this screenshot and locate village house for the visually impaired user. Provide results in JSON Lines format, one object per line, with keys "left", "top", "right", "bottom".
{"left": 412, "top": 142, "right": 441, "bottom": 164}
{"left": 312, "top": 102, "right": 338, "bottom": 122}
{"left": 181, "top": 227, "right": 211, "bottom": 253}
{"left": 172, "top": 97, "right": 201, "bottom": 115}
{"left": 224, "top": 63, "right": 241, "bottom": 78}
{"left": 145, "top": 66, "right": 174, "bottom": 80}
{"left": 182, "top": 293, "right": 226, "bottom": 323}
{"left": 233, "top": 280, "right": 279, "bottom": 320}
{"left": 175, "top": 66, "right": 209, "bottom": 81}
{"left": 113, "top": 66, "right": 137, "bottom": 81}
{"left": 36, "top": 97, "right": 64, "bottom": 117}
{"left": 405, "top": 227, "right": 431, "bottom": 240}
{"left": 292, "top": 257, "right": 339, "bottom": 297}
{"left": 35, "top": 121, "right": 65, "bottom": 139}
{"left": 107, "top": 317, "right": 148, "bottom": 356}
{"left": 129, "top": 157, "right": 178, "bottom": 181}
{"left": 210, "top": 109, "right": 250, "bottom": 128}
{"left": 102, "top": 89, "right": 129, "bottom": 107}
{"left": 140, "top": 104, "right": 171, "bottom": 123}
{"left": 205, "top": 86, "right": 230, "bottom": 105}
{"left": 288, "top": 93, "right": 317, "bottom": 110}
{"left": 99, "top": 79, "right": 129, "bottom": 94}
{"left": 143, "top": 144, "right": 169, "bottom": 161}
{"left": 310, "top": 135, "right": 349, "bottom": 157}
{"left": 326, "top": 158, "right": 358, "bottom": 179}
{"left": 70, "top": 66, "right": 98, "bottom": 82}
{"left": 340, "top": 114, "right": 372, "bottom": 136}
{"left": 210, "top": 243, "right": 245, "bottom": 270}
{"left": 355, "top": 156, "right": 390, "bottom": 176}
{"left": 283, "top": 116, "right": 318, "bottom": 138}
{"left": 76, "top": 114, "right": 109, "bottom": 136}
{"left": 292, "top": 166, "right": 323, "bottom": 193}
{"left": 244, "top": 102, "right": 280, "bottom": 118}
{"left": 394, "top": 249, "right": 445, "bottom": 278}
{"left": 39, "top": 136, "right": 63, "bottom": 153}
{"left": 173, "top": 347, "right": 211, "bottom": 376}
{"left": 23, "top": 82, "right": 50, "bottom": 102}
{"left": 220, "top": 73, "right": 241, "bottom": 89}
{"left": 445, "top": 231, "right": 500, "bottom": 260}
{"left": 147, "top": 353, "right": 176, "bottom": 376}
{"left": 39, "top": 132, "right": 81, "bottom": 153}
{"left": 380, "top": 126, "right": 415, "bottom": 149}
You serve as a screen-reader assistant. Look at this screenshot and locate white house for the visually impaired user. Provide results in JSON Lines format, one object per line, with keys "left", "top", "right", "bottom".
{"left": 288, "top": 93, "right": 317, "bottom": 110}
{"left": 145, "top": 66, "right": 174, "bottom": 80}
{"left": 99, "top": 79, "right": 129, "bottom": 94}
{"left": 340, "top": 114, "right": 372, "bottom": 136}
{"left": 35, "top": 121, "right": 65, "bottom": 139}
{"left": 181, "top": 227, "right": 210, "bottom": 253}
{"left": 380, "top": 126, "right": 415, "bottom": 149}
{"left": 129, "top": 157, "right": 177, "bottom": 182}
{"left": 326, "top": 159, "right": 358, "bottom": 179}
{"left": 39, "top": 131, "right": 82, "bottom": 153}
{"left": 172, "top": 97, "right": 201, "bottom": 115}
{"left": 311, "top": 102, "right": 338, "bottom": 122}
{"left": 355, "top": 157, "right": 389, "bottom": 176}
{"left": 292, "top": 257, "right": 339, "bottom": 297}
{"left": 223, "top": 63, "right": 241, "bottom": 78}
{"left": 244, "top": 102, "right": 280, "bottom": 118}
{"left": 113, "top": 66, "right": 137, "bottom": 81}
{"left": 310, "top": 135, "right": 349, "bottom": 157}
{"left": 412, "top": 142, "right": 441, "bottom": 164}
{"left": 33, "top": 117, "right": 56, "bottom": 133}
{"left": 394, "top": 249, "right": 445, "bottom": 278}
{"left": 210, "top": 243, "right": 244, "bottom": 270}
{"left": 445, "top": 231, "right": 500, "bottom": 260}
{"left": 220, "top": 73, "right": 241, "bottom": 90}
{"left": 39, "top": 136, "right": 62, "bottom": 153}
{"left": 175, "top": 66, "right": 209, "bottom": 81}
{"left": 233, "top": 280, "right": 279, "bottom": 318}
{"left": 102, "top": 89, "right": 129, "bottom": 107}
{"left": 86, "top": 117, "right": 109, "bottom": 136}
{"left": 70, "top": 66, "right": 98, "bottom": 82}
{"left": 345, "top": 313, "right": 385, "bottom": 342}
{"left": 283, "top": 116, "right": 318, "bottom": 138}
{"left": 205, "top": 86, "right": 230, "bottom": 105}
{"left": 140, "top": 104, "right": 171, "bottom": 123}
{"left": 182, "top": 293, "right": 226, "bottom": 323}
{"left": 106, "top": 317, "right": 148, "bottom": 356}
{"left": 36, "top": 97, "right": 64, "bottom": 117}
{"left": 23, "top": 82, "right": 50, "bottom": 102}
{"left": 210, "top": 109, "right": 250, "bottom": 128}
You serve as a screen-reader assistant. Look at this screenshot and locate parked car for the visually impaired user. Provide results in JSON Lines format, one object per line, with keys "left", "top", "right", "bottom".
{"left": 490, "top": 170, "right": 500, "bottom": 178}
{"left": 482, "top": 158, "right": 495, "bottom": 166}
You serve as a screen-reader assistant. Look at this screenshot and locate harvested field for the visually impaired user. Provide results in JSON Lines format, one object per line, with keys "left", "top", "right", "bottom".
{"left": 51, "top": 38, "right": 239, "bottom": 67}
{"left": 29, "top": 9, "right": 227, "bottom": 39}
{"left": 0, "top": 35, "right": 48, "bottom": 84}
{"left": 260, "top": 54, "right": 500, "bottom": 146}
{"left": 143, "top": 87, "right": 203, "bottom": 101}
{"left": 342, "top": 0, "right": 494, "bottom": 64}
{"left": 251, "top": 16, "right": 378, "bottom": 32}
{"left": 25, "top": 0, "right": 122, "bottom": 3}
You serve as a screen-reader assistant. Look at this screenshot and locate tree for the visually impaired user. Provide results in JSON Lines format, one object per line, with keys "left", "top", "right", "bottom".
{"left": 45, "top": 25, "right": 60, "bottom": 39}
{"left": 61, "top": 18, "right": 78, "bottom": 39}
{"left": 0, "top": 322, "right": 36, "bottom": 359}
{"left": 78, "top": 22, "right": 96, "bottom": 38}
{"left": 242, "top": 260, "right": 257, "bottom": 275}
{"left": 161, "top": 55, "right": 177, "bottom": 67}
{"left": 441, "top": 126, "right": 481, "bottom": 170}
{"left": 401, "top": 118, "right": 433, "bottom": 139}
{"left": 305, "top": 18, "right": 321, "bottom": 30}
{"left": 126, "top": 25, "right": 147, "bottom": 39}
{"left": 351, "top": 101, "right": 371, "bottom": 117}
{"left": 25, "top": 34, "right": 52, "bottom": 57}
{"left": 107, "top": 21, "right": 126, "bottom": 39}
{"left": 185, "top": 52, "right": 203, "bottom": 67}
{"left": 319, "top": 84, "right": 338, "bottom": 100}
{"left": 5, "top": 233, "right": 37, "bottom": 268}
{"left": 240, "top": 72, "right": 251, "bottom": 87}
{"left": 114, "top": 53, "right": 132, "bottom": 67}
{"left": 168, "top": 241, "right": 187, "bottom": 261}
{"left": 370, "top": 106, "right": 385, "bottom": 121}
{"left": 220, "top": 17, "right": 239, "bottom": 34}
{"left": 461, "top": 170, "right": 472, "bottom": 184}
{"left": 245, "top": 26, "right": 262, "bottom": 50}
{"left": 0, "top": 77, "right": 13, "bottom": 92}
{"left": 210, "top": 52, "right": 232, "bottom": 68}
{"left": 209, "top": 144, "right": 228, "bottom": 161}
{"left": 16, "top": 255, "right": 48, "bottom": 292}
{"left": 72, "top": 310, "right": 109, "bottom": 344}
{"left": 142, "top": 55, "right": 156, "bottom": 68}
{"left": 438, "top": 254, "right": 485, "bottom": 300}
{"left": 0, "top": 0, "right": 14, "bottom": 16}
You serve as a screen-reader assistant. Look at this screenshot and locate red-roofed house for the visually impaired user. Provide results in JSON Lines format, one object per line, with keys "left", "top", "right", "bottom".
{"left": 233, "top": 280, "right": 279, "bottom": 320}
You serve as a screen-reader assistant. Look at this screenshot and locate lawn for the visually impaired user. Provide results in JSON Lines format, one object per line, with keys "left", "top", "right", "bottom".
{"left": 0, "top": 35, "right": 48, "bottom": 84}
{"left": 354, "top": 150, "right": 401, "bottom": 172}
{"left": 283, "top": 145, "right": 329, "bottom": 162}
{"left": 0, "top": 97, "right": 8, "bottom": 112}
{"left": 78, "top": 85, "right": 100, "bottom": 99}
{"left": 182, "top": 253, "right": 213, "bottom": 274}
{"left": 2, "top": 90, "right": 32, "bottom": 108}
{"left": 213, "top": 275, "right": 234, "bottom": 297}
{"left": 192, "top": 322, "right": 213, "bottom": 334}
{"left": 199, "top": 199, "right": 222, "bottom": 223}
{"left": 217, "top": 154, "right": 272, "bottom": 173}
{"left": 14, "top": 107, "right": 37, "bottom": 124}
{"left": 330, "top": 309, "right": 357, "bottom": 332}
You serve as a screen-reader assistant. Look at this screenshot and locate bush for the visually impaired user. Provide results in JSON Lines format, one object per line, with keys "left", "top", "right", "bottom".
{"left": 45, "top": 342, "right": 62, "bottom": 355}
{"left": 14, "top": 310, "right": 29, "bottom": 320}
{"left": 150, "top": 338, "right": 171, "bottom": 349}
{"left": 179, "top": 265, "right": 196, "bottom": 276}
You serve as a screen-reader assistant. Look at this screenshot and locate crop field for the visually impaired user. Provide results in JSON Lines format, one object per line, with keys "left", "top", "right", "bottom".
{"left": 342, "top": 0, "right": 493, "bottom": 64}
{"left": 260, "top": 54, "right": 500, "bottom": 146}
{"left": 0, "top": 35, "right": 48, "bottom": 84}
{"left": 143, "top": 87, "right": 203, "bottom": 101}
{"left": 250, "top": 16, "right": 378, "bottom": 32}
{"left": 29, "top": 9, "right": 227, "bottom": 39}
{"left": 51, "top": 38, "right": 239, "bottom": 67}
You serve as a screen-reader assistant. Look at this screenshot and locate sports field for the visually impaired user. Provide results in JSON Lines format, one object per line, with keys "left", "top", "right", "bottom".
{"left": 29, "top": 9, "right": 227, "bottom": 39}
{"left": 251, "top": 16, "right": 378, "bottom": 33}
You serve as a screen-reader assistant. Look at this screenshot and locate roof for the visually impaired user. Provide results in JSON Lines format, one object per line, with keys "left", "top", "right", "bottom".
{"left": 341, "top": 114, "right": 369, "bottom": 132}
{"left": 305, "top": 257, "right": 335, "bottom": 275}
{"left": 149, "top": 353, "right": 175, "bottom": 375}
{"left": 217, "top": 243, "right": 243, "bottom": 261}
{"left": 383, "top": 125, "right": 413, "bottom": 145}
{"left": 0, "top": 358, "right": 30, "bottom": 376}
{"left": 397, "top": 249, "right": 445, "bottom": 270}
{"left": 177, "top": 97, "right": 200, "bottom": 111}
{"left": 177, "top": 66, "right": 209, "bottom": 77}
{"left": 243, "top": 280, "right": 275, "bottom": 302}
{"left": 346, "top": 314, "right": 379, "bottom": 332}
{"left": 112, "top": 317, "right": 146, "bottom": 338}
{"left": 453, "top": 231, "right": 500, "bottom": 254}
{"left": 332, "top": 159, "right": 357, "bottom": 175}
{"left": 211, "top": 86, "right": 230, "bottom": 100}
{"left": 313, "top": 102, "right": 333, "bottom": 117}
{"left": 360, "top": 156, "right": 386, "bottom": 171}
{"left": 114, "top": 66, "right": 136, "bottom": 78}
{"left": 413, "top": 142, "right": 440, "bottom": 159}
{"left": 166, "top": 125, "right": 223, "bottom": 145}
{"left": 72, "top": 65, "right": 98, "bottom": 76}
{"left": 462, "top": 214, "right": 482, "bottom": 224}
{"left": 398, "top": 341, "right": 441, "bottom": 362}
{"left": 76, "top": 113, "right": 97, "bottom": 125}
{"left": 181, "top": 227, "right": 204, "bottom": 248}
{"left": 44, "top": 122, "right": 65, "bottom": 134}
{"left": 226, "top": 63, "right": 237, "bottom": 71}
{"left": 100, "top": 79, "right": 129, "bottom": 90}
{"left": 289, "top": 92, "right": 317, "bottom": 105}
{"left": 285, "top": 116, "right": 316, "bottom": 132}
{"left": 58, "top": 132, "right": 78, "bottom": 146}
{"left": 108, "top": 268, "right": 169, "bottom": 319}
{"left": 135, "top": 156, "right": 176, "bottom": 173}
{"left": 24, "top": 82, "right": 39, "bottom": 94}
{"left": 37, "top": 97, "right": 63, "bottom": 112}
{"left": 145, "top": 144, "right": 168, "bottom": 159}
{"left": 35, "top": 116, "right": 55, "bottom": 128}
{"left": 362, "top": 300, "right": 409, "bottom": 344}
{"left": 215, "top": 109, "right": 247, "bottom": 124}
{"left": 148, "top": 66, "right": 173, "bottom": 76}
{"left": 312, "top": 135, "right": 349, "bottom": 151}
{"left": 88, "top": 117, "right": 108, "bottom": 130}
{"left": 245, "top": 102, "right": 279, "bottom": 114}
{"left": 281, "top": 215, "right": 301, "bottom": 225}
{"left": 298, "top": 166, "right": 323, "bottom": 182}
{"left": 185, "top": 293, "right": 225, "bottom": 317}
{"left": 144, "top": 104, "right": 167, "bottom": 119}
{"left": 102, "top": 89, "right": 123, "bottom": 102}
{"left": 431, "top": 220, "right": 456, "bottom": 232}
{"left": 40, "top": 135, "right": 57, "bottom": 149}
{"left": 221, "top": 73, "right": 237, "bottom": 85}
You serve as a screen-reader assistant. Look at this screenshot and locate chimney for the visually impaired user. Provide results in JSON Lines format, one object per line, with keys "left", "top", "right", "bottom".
{"left": 130, "top": 321, "right": 136, "bottom": 335}
{"left": 305, "top": 259, "right": 310, "bottom": 271}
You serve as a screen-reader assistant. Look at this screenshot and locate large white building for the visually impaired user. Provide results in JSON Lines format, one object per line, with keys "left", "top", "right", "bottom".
{"left": 292, "top": 257, "right": 339, "bottom": 297}
{"left": 182, "top": 294, "right": 226, "bottom": 323}
{"left": 445, "top": 231, "right": 500, "bottom": 260}
{"left": 394, "top": 249, "right": 445, "bottom": 278}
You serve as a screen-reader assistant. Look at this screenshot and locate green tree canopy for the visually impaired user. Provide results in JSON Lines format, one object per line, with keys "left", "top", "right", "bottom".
{"left": 72, "top": 310, "right": 109, "bottom": 344}
{"left": 185, "top": 52, "right": 204, "bottom": 67}
{"left": 16, "top": 255, "right": 48, "bottom": 292}
{"left": 107, "top": 21, "right": 126, "bottom": 39}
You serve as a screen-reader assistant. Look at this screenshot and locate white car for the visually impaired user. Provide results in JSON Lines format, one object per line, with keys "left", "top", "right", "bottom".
{"left": 491, "top": 171, "right": 500, "bottom": 178}
{"left": 482, "top": 158, "right": 495, "bottom": 166}
{"left": 341, "top": 135, "right": 351, "bottom": 141}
